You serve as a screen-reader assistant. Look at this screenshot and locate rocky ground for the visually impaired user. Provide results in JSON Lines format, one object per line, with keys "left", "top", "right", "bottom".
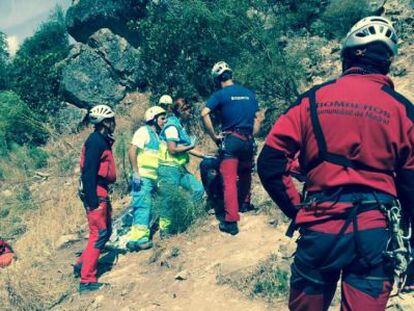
{"left": 53, "top": 211, "right": 293, "bottom": 311}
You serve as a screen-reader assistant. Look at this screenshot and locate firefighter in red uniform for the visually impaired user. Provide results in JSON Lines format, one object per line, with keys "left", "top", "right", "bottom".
{"left": 74, "top": 104, "right": 117, "bottom": 293}
{"left": 258, "top": 17, "right": 414, "bottom": 310}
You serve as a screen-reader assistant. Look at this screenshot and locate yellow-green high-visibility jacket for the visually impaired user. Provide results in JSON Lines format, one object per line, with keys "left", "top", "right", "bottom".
{"left": 159, "top": 116, "right": 191, "bottom": 167}
{"left": 135, "top": 125, "right": 160, "bottom": 180}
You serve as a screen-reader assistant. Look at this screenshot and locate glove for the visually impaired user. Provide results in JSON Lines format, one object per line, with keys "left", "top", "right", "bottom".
{"left": 131, "top": 172, "right": 141, "bottom": 192}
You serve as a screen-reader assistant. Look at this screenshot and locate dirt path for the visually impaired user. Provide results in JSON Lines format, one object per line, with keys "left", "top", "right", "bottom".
{"left": 54, "top": 211, "right": 293, "bottom": 311}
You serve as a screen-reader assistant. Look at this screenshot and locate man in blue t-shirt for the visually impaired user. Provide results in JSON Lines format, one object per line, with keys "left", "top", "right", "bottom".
{"left": 201, "top": 61, "right": 260, "bottom": 235}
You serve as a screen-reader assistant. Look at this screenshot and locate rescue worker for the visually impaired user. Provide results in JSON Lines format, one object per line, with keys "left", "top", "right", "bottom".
{"left": 74, "top": 104, "right": 117, "bottom": 293}
{"left": 201, "top": 62, "right": 260, "bottom": 235}
{"left": 158, "top": 96, "right": 205, "bottom": 235}
{"left": 257, "top": 17, "right": 413, "bottom": 310}
{"left": 126, "top": 106, "right": 167, "bottom": 251}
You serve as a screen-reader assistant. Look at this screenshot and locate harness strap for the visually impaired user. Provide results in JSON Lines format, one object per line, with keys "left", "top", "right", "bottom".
{"left": 307, "top": 90, "right": 394, "bottom": 177}
{"left": 314, "top": 201, "right": 380, "bottom": 268}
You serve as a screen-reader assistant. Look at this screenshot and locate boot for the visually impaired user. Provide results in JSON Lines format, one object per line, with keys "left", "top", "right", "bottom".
{"left": 219, "top": 221, "right": 239, "bottom": 236}
{"left": 239, "top": 203, "right": 256, "bottom": 213}
{"left": 72, "top": 263, "right": 81, "bottom": 278}
{"left": 126, "top": 237, "right": 153, "bottom": 252}
{"left": 79, "top": 282, "right": 109, "bottom": 294}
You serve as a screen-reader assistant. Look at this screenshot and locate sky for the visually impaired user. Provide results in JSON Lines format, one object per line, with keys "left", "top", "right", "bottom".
{"left": 0, "top": 0, "right": 71, "bottom": 54}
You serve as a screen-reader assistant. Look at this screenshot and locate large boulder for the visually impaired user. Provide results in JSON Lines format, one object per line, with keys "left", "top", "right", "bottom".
{"left": 88, "top": 28, "right": 146, "bottom": 88}
{"left": 61, "top": 29, "right": 146, "bottom": 109}
{"left": 66, "top": 0, "right": 149, "bottom": 45}
{"left": 61, "top": 44, "right": 126, "bottom": 109}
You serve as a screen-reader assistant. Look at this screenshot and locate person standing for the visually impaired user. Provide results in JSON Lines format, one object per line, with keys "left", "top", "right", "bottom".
{"left": 158, "top": 96, "right": 204, "bottom": 235}
{"left": 75, "top": 104, "right": 117, "bottom": 293}
{"left": 126, "top": 106, "right": 167, "bottom": 251}
{"left": 201, "top": 61, "right": 260, "bottom": 235}
{"left": 258, "top": 17, "right": 413, "bottom": 310}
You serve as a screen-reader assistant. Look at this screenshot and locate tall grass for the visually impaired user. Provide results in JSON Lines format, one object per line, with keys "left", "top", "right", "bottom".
{"left": 153, "top": 185, "right": 206, "bottom": 235}
{"left": 218, "top": 253, "right": 290, "bottom": 303}
{"left": 0, "top": 94, "right": 153, "bottom": 309}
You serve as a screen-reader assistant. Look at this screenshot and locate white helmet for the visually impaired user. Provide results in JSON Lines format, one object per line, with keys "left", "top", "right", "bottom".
{"left": 158, "top": 95, "right": 173, "bottom": 106}
{"left": 89, "top": 104, "right": 115, "bottom": 124}
{"left": 145, "top": 106, "right": 166, "bottom": 123}
{"left": 342, "top": 16, "right": 398, "bottom": 56}
{"left": 211, "top": 61, "right": 232, "bottom": 79}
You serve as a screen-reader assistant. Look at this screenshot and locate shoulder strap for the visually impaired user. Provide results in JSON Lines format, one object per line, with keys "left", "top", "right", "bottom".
{"left": 306, "top": 88, "right": 394, "bottom": 177}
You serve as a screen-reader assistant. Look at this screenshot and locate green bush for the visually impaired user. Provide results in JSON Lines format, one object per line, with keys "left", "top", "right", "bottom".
{"left": 220, "top": 253, "right": 290, "bottom": 302}
{"left": 134, "top": 0, "right": 328, "bottom": 109}
{"left": 0, "top": 31, "right": 9, "bottom": 91}
{"left": 0, "top": 91, "right": 49, "bottom": 153}
{"left": 112, "top": 132, "right": 131, "bottom": 196}
{"left": 27, "top": 148, "right": 49, "bottom": 169}
{"left": 154, "top": 185, "right": 206, "bottom": 235}
{"left": 319, "top": 0, "right": 372, "bottom": 38}
{"left": 10, "top": 7, "right": 69, "bottom": 117}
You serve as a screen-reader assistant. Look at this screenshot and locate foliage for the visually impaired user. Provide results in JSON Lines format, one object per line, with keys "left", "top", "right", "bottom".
{"left": 134, "top": 0, "right": 328, "bottom": 111}
{"left": 27, "top": 147, "right": 49, "bottom": 169}
{"left": 319, "top": 0, "right": 372, "bottom": 38}
{"left": 0, "top": 91, "right": 49, "bottom": 154}
{"left": 154, "top": 185, "right": 206, "bottom": 235}
{"left": 112, "top": 132, "right": 132, "bottom": 196}
{"left": 10, "top": 7, "right": 70, "bottom": 118}
{"left": 0, "top": 31, "right": 9, "bottom": 91}
{"left": 219, "top": 253, "right": 289, "bottom": 302}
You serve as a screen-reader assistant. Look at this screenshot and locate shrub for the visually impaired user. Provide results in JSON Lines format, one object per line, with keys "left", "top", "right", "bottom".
{"left": 0, "top": 91, "right": 49, "bottom": 153}
{"left": 219, "top": 253, "right": 290, "bottom": 302}
{"left": 153, "top": 185, "right": 206, "bottom": 235}
{"left": 10, "top": 7, "right": 69, "bottom": 118}
{"left": 27, "top": 148, "right": 49, "bottom": 169}
{"left": 0, "top": 31, "right": 9, "bottom": 91}
{"left": 134, "top": 0, "right": 326, "bottom": 109}
{"left": 112, "top": 132, "right": 131, "bottom": 196}
{"left": 319, "top": 0, "right": 372, "bottom": 38}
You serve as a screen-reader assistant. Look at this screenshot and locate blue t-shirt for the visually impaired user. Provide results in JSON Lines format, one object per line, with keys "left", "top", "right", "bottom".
{"left": 206, "top": 84, "right": 258, "bottom": 133}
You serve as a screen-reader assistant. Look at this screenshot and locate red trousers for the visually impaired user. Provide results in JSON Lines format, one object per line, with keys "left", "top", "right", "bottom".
{"left": 76, "top": 201, "right": 112, "bottom": 283}
{"left": 219, "top": 134, "right": 254, "bottom": 222}
{"left": 289, "top": 227, "right": 393, "bottom": 310}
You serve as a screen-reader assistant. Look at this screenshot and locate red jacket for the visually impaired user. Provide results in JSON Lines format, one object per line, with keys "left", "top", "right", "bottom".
{"left": 80, "top": 131, "right": 117, "bottom": 209}
{"left": 258, "top": 70, "right": 414, "bottom": 228}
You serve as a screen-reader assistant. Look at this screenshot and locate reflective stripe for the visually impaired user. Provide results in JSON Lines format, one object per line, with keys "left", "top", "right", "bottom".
{"left": 137, "top": 126, "right": 160, "bottom": 179}
{"left": 127, "top": 225, "right": 150, "bottom": 242}
{"left": 159, "top": 116, "right": 191, "bottom": 166}
{"left": 158, "top": 142, "right": 189, "bottom": 166}
{"left": 159, "top": 217, "right": 171, "bottom": 231}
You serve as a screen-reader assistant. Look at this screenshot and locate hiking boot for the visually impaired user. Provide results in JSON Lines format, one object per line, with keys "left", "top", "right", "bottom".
{"left": 72, "top": 264, "right": 82, "bottom": 279}
{"left": 78, "top": 282, "right": 109, "bottom": 294}
{"left": 239, "top": 203, "right": 256, "bottom": 213}
{"left": 219, "top": 221, "right": 239, "bottom": 236}
{"left": 126, "top": 239, "right": 153, "bottom": 252}
{"left": 159, "top": 230, "right": 172, "bottom": 240}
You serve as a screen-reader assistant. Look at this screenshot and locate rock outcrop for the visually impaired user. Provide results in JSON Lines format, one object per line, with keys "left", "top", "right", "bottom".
{"left": 66, "top": 0, "right": 148, "bottom": 45}
{"left": 61, "top": 29, "right": 145, "bottom": 109}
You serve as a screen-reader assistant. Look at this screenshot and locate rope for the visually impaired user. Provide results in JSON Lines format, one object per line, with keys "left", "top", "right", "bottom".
{"left": 377, "top": 198, "right": 413, "bottom": 296}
